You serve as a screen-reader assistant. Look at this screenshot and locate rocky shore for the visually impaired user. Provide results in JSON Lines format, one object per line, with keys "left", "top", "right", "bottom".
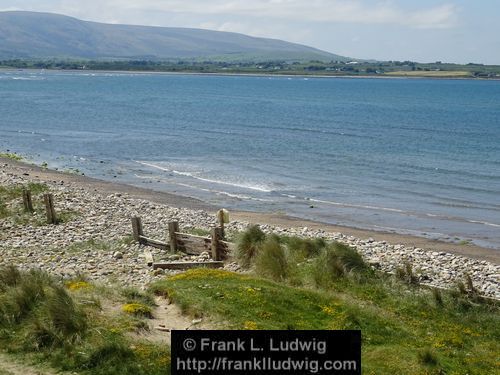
{"left": 1, "top": 161, "right": 499, "bottom": 299}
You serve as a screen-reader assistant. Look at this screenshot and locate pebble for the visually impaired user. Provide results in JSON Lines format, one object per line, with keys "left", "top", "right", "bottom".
{"left": 1, "top": 165, "right": 499, "bottom": 299}
{"left": 113, "top": 251, "right": 123, "bottom": 259}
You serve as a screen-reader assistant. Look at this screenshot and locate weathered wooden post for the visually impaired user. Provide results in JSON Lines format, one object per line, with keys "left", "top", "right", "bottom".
{"left": 22, "top": 189, "right": 33, "bottom": 212}
{"left": 168, "top": 221, "right": 179, "bottom": 253}
{"left": 43, "top": 193, "right": 57, "bottom": 224}
{"left": 131, "top": 217, "right": 144, "bottom": 242}
{"left": 217, "top": 209, "right": 229, "bottom": 240}
{"left": 211, "top": 227, "right": 223, "bottom": 261}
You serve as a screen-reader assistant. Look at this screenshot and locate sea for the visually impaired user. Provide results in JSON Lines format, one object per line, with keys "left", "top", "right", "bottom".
{"left": 1, "top": 70, "right": 499, "bottom": 249}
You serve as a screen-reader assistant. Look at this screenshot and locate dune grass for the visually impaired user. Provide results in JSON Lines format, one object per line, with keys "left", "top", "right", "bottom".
{"left": 150, "top": 226, "right": 499, "bottom": 374}
{"left": 151, "top": 267, "right": 498, "bottom": 374}
{"left": 235, "top": 224, "right": 266, "bottom": 268}
{"left": 0, "top": 267, "right": 170, "bottom": 375}
{"left": 255, "top": 235, "right": 289, "bottom": 281}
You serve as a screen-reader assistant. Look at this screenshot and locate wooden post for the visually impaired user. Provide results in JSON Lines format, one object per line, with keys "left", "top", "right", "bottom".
{"left": 144, "top": 248, "right": 154, "bottom": 267}
{"left": 217, "top": 210, "right": 225, "bottom": 240}
{"left": 211, "top": 227, "right": 223, "bottom": 261}
{"left": 22, "top": 189, "right": 33, "bottom": 212}
{"left": 131, "top": 217, "right": 144, "bottom": 242}
{"left": 168, "top": 221, "right": 179, "bottom": 253}
{"left": 43, "top": 193, "right": 57, "bottom": 224}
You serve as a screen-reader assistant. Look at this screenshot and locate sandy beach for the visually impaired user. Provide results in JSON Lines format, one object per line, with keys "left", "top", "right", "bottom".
{"left": 1, "top": 156, "right": 499, "bottom": 299}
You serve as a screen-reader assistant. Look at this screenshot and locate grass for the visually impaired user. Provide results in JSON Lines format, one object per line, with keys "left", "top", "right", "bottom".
{"left": 121, "top": 287, "right": 156, "bottom": 307}
{"left": 312, "top": 242, "right": 371, "bottom": 288}
{"left": 283, "top": 236, "right": 327, "bottom": 259}
{"left": 150, "top": 226, "right": 499, "bottom": 374}
{"left": 151, "top": 268, "right": 499, "bottom": 374}
{"left": 235, "top": 224, "right": 266, "bottom": 268}
{"left": 0, "top": 266, "right": 170, "bottom": 375}
{"left": 395, "top": 261, "right": 419, "bottom": 285}
{"left": 0, "top": 182, "right": 48, "bottom": 203}
{"left": 0, "top": 152, "right": 23, "bottom": 161}
{"left": 150, "top": 269, "right": 344, "bottom": 330}
{"left": 0, "top": 183, "right": 77, "bottom": 225}
{"left": 418, "top": 348, "right": 439, "bottom": 367}
{"left": 255, "top": 235, "right": 289, "bottom": 281}
{"left": 234, "top": 226, "right": 371, "bottom": 287}
{"left": 63, "top": 236, "right": 135, "bottom": 254}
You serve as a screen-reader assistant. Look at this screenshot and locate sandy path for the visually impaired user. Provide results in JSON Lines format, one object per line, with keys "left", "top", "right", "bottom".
{"left": 0, "top": 353, "right": 72, "bottom": 375}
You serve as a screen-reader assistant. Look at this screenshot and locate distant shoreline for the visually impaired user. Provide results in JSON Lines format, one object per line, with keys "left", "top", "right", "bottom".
{"left": 2, "top": 156, "right": 498, "bottom": 264}
{"left": 2, "top": 67, "right": 499, "bottom": 81}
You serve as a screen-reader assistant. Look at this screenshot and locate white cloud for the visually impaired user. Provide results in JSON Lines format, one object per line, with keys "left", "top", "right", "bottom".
{"left": 0, "top": 1, "right": 459, "bottom": 30}
{"left": 408, "top": 4, "right": 457, "bottom": 29}
{"left": 0, "top": 6, "right": 22, "bottom": 11}
{"left": 196, "top": 20, "right": 312, "bottom": 43}
{"left": 104, "top": 0, "right": 459, "bottom": 29}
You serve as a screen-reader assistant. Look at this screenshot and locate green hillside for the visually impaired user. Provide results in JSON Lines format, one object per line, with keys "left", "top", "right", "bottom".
{"left": 0, "top": 11, "right": 345, "bottom": 62}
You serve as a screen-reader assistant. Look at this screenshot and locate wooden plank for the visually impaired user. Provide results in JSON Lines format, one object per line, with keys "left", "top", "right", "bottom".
{"left": 175, "top": 232, "right": 211, "bottom": 241}
{"left": 168, "top": 221, "right": 179, "bottom": 252}
{"left": 176, "top": 233, "right": 211, "bottom": 255}
{"left": 176, "top": 241, "right": 209, "bottom": 255}
{"left": 131, "top": 217, "right": 144, "bottom": 242}
{"left": 153, "top": 261, "right": 224, "bottom": 270}
{"left": 22, "top": 189, "right": 33, "bottom": 212}
{"left": 139, "top": 236, "right": 169, "bottom": 251}
{"left": 177, "top": 237, "right": 211, "bottom": 246}
{"left": 144, "top": 248, "right": 154, "bottom": 266}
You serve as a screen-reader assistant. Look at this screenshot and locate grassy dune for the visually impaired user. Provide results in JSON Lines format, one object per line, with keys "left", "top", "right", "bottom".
{"left": 151, "top": 229, "right": 499, "bottom": 375}
{"left": 152, "top": 268, "right": 498, "bottom": 374}
{"left": 0, "top": 267, "right": 170, "bottom": 375}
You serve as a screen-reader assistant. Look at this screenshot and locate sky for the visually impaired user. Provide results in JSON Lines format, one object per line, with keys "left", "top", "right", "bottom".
{"left": 0, "top": 0, "right": 499, "bottom": 64}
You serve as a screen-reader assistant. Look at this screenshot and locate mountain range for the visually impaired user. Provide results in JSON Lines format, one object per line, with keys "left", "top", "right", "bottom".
{"left": 0, "top": 11, "right": 347, "bottom": 62}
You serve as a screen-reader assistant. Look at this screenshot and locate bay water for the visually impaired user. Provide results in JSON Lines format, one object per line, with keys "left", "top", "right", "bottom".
{"left": 1, "top": 70, "right": 499, "bottom": 248}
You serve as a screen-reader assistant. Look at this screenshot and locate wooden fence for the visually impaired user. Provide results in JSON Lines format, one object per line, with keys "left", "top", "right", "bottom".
{"left": 21, "top": 189, "right": 58, "bottom": 224}
{"left": 131, "top": 217, "right": 236, "bottom": 270}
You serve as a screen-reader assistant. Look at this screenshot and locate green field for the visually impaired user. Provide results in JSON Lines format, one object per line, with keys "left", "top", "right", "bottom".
{"left": 385, "top": 70, "right": 472, "bottom": 77}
